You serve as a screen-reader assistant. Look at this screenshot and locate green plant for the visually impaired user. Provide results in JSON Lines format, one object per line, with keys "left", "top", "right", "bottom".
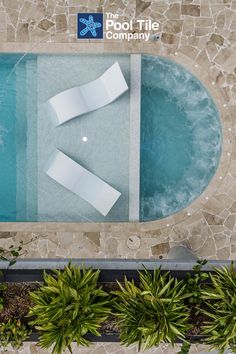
{"left": 113, "top": 268, "right": 191, "bottom": 351}
{"left": 201, "top": 263, "right": 236, "bottom": 353}
{"left": 0, "top": 241, "right": 24, "bottom": 266}
{"left": 0, "top": 241, "right": 25, "bottom": 311}
{"left": 184, "top": 259, "right": 208, "bottom": 306}
{"left": 0, "top": 319, "right": 31, "bottom": 349}
{"left": 29, "top": 264, "right": 111, "bottom": 354}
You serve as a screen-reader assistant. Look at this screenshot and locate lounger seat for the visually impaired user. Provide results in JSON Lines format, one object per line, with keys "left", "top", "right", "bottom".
{"left": 47, "top": 62, "right": 128, "bottom": 126}
{"left": 46, "top": 150, "right": 121, "bottom": 216}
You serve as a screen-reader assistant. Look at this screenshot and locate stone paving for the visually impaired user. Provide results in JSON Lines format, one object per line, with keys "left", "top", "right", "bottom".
{"left": 0, "top": 0, "right": 235, "bottom": 260}
{"left": 0, "top": 342, "right": 218, "bottom": 354}
{"left": 0, "top": 0, "right": 236, "bottom": 353}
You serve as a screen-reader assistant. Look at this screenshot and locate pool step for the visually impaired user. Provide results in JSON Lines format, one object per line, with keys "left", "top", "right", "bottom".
{"left": 15, "top": 60, "right": 27, "bottom": 221}
{"left": 25, "top": 57, "right": 38, "bottom": 221}
{"left": 0, "top": 60, "right": 18, "bottom": 221}
{"left": 129, "top": 54, "right": 141, "bottom": 221}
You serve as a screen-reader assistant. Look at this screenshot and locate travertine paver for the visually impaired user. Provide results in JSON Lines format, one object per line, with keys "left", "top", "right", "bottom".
{"left": 0, "top": 0, "right": 236, "bottom": 353}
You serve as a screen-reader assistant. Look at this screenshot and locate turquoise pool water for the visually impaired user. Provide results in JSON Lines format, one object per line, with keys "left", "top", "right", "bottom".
{"left": 0, "top": 54, "right": 221, "bottom": 222}
{"left": 0, "top": 54, "right": 130, "bottom": 222}
{"left": 140, "top": 55, "right": 222, "bottom": 221}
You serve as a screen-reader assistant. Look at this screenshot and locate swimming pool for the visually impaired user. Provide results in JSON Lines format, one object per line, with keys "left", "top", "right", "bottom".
{"left": 0, "top": 54, "right": 221, "bottom": 222}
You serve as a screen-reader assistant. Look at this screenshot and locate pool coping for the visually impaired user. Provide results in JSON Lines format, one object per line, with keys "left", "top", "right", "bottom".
{"left": 0, "top": 42, "right": 232, "bottom": 233}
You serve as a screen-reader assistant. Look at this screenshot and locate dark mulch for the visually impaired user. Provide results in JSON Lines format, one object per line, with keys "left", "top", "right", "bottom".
{"left": 0, "top": 282, "right": 40, "bottom": 324}
{"left": 188, "top": 307, "right": 209, "bottom": 335}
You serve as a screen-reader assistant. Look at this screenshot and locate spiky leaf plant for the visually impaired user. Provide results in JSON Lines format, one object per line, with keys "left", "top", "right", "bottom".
{"left": 29, "top": 264, "right": 111, "bottom": 354}
{"left": 113, "top": 268, "right": 191, "bottom": 351}
{"left": 0, "top": 319, "right": 31, "bottom": 349}
{"left": 201, "top": 263, "right": 236, "bottom": 354}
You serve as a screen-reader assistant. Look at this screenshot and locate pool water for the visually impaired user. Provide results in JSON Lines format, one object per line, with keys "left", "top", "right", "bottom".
{"left": 0, "top": 54, "right": 130, "bottom": 222}
{"left": 0, "top": 54, "right": 222, "bottom": 222}
{"left": 140, "top": 55, "right": 222, "bottom": 221}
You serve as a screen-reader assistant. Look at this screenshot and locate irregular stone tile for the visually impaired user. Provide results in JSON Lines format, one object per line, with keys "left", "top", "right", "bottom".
{"left": 200, "top": 0, "right": 211, "bottom": 16}
{"left": 161, "top": 33, "right": 175, "bottom": 44}
{"left": 37, "top": 239, "right": 48, "bottom": 258}
{"left": 0, "top": 232, "right": 17, "bottom": 239}
{"left": 206, "top": 41, "right": 218, "bottom": 59}
{"left": 136, "top": 0, "right": 151, "bottom": 17}
{"left": 6, "top": 8, "right": 18, "bottom": 27}
{"left": 179, "top": 45, "right": 199, "bottom": 59}
{"left": 105, "top": 238, "right": 118, "bottom": 256}
{"left": 82, "top": 237, "right": 100, "bottom": 253}
{"left": 224, "top": 214, "right": 236, "bottom": 230}
{"left": 151, "top": 242, "right": 169, "bottom": 256}
{"left": 220, "top": 209, "right": 230, "bottom": 220}
{"left": 170, "top": 224, "right": 189, "bottom": 241}
{"left": 214, "top": 47, "right": 236, "bottom": 72}
{"left": 231, "top": 244, "right": 236, "bottom": 253}
{"left": 19, "top": 1, "right": 35, "bottom": 19}
{"left": 195, "top": 17, "right": 213, "bottom": 27}
{"left": 3, "top": 0, "right": 19, "bottom": 10}
{"left": 181, "top": 4, "right": 200, "bottom": 16}
{"left": 230, "top": 13, "right": 236, "bottom": 30}
{"left": 84, "top": 232, "right": 100, "bottom": 247}
{"left": 201, "top": 225, "right": 212, "bottom": 238}
{"left": 203, "top": 212, "right": 224, "bottom": 226}
{"left": 16, "top": 23, "right": 29, "bottom": 42}
{"left": 188, "top": 35, "right": 199, "bottom": 46}
{"left": 225, "top": 8, "right": 235, "bottom": 28}
{"left": 188, "top": 234, "right": 207, "bottom": 251}
{"left": 213, "top": 233, "right": 227, "bottom": 249}
{"left": 55, "top": 5, "right": 67, "bottom": 14}
{"left": 162, "top": 20, "right": 183, "bottom": 34}
{"left": 216, "top": 10, "right": 225, "bottom": 31}
{"left": 217, "top": 246, "right": 230, "bottom": 259}
{"left": 195, "top": 27, "right": 212, "bottom": 36}
{"left": 228, "top": 182, "right": 236, "bottom": 200}
{"left": 127, "top": 235, "right": 141, "bottom": 250}
{"left": 182, "top": 16, "right": 194, "bottom": 35}
{"left": 187, "top": 218, "right": 207, "bottom": 237}
{"left": 210, "top": 33, "right": 224, "bottom": 46}
{"left": 38, "top": 19, "right": 55, "bottom": 31}
{"left": 136, "top": 249, "right": 150, "bottom": 258}
{"left": 203, "top": 197, "right": 226, "bottom": 216}
{"left": 6, "top": 24, "right": 15, "bottom": 42}
{"left": 210, "top": 225, "right": 226, "bottom": 234}
{"left": 196, "top": 49, "right": 211, "bottom": 69}
{"left": 165, "top": 3, "right": 180, "bottom": 20}
{"left": 198, "top": 237, "right": 217, "bottom": 257}
{"left": 55, "top": 14, "right": 67, "bottom": 33}
{"left": 150, "top": 4, "right": 168, "bottom": 14}
{"left": 0, "top": 12, "right": 6, "bottom": 31}
{"left": 68, "top": 14, "right": 76, "bottom": 33}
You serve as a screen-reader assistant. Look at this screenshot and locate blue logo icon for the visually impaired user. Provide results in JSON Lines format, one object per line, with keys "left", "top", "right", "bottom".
{"left": 77, "top": 13, "right": 103, "bottom": 39}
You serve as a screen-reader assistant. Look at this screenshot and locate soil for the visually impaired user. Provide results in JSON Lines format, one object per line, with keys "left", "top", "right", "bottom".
{"left": 0, "top": 282, "right": 40, "bottom": 325}
{"left": 188, "top": 307, "right": 209, "bottom": 336}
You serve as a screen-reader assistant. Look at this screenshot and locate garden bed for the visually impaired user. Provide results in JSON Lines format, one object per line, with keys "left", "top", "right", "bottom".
{"left": 0, "top": 280, "right": 208, "bottom": 343}
{"left": 0, "top": 259, "right": 235, "bottom": 354}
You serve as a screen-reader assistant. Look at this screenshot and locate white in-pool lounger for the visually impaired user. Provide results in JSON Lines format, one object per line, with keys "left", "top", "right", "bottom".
{"left": 46, "top": 150, "right": 121, "bottom": 216}
{"left": 47, "top": 62, "right": 128, "bottom": 126}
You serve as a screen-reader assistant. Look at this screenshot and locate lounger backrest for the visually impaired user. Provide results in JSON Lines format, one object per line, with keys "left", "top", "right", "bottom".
{"left": 47, "top": 62, "right": 128, "bottom": 126}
